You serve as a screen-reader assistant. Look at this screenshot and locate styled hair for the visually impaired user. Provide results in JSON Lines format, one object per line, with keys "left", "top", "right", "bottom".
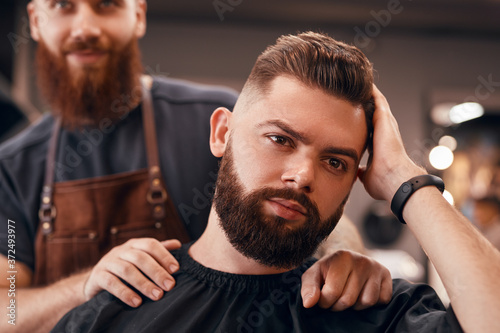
{"left": 240, "top": 31, "right": 375, "bottom": 149}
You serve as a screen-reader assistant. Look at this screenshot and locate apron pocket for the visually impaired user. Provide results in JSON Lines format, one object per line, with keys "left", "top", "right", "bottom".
{"left": 44, "top": 230, "right": 100, "bottom": 282}
{"left": 108, "top": 221, "right": 167, "bottom": 248}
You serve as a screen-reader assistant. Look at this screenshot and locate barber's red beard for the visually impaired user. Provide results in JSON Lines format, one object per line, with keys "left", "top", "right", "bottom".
{"left": 35, "top": 38, "right": 143, "bottom": 129}
{"left": 214, "top": 142, "right": 348, "bottom": 270}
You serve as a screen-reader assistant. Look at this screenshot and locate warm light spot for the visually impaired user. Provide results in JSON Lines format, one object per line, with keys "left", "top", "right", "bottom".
{"left": 442, "top": 190, "right": 455, "bottom": 206}
{"left": 429, "top": 146, "right": 454, "bottom": 170}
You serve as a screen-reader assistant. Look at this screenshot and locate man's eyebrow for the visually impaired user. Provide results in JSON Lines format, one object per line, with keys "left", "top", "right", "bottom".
{"left": 256, "top": 120, "right": 309, "bottom": 144}
{"left": 256, "top": 119, "right": 360, "bottom": 164}
{"left": 323, "top": 147, "right": 360, "bottom": 164}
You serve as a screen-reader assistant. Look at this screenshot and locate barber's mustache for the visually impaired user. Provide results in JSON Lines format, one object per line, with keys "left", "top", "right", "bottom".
{"left": 62, "top": 40, "right": 108, "bottom": 54}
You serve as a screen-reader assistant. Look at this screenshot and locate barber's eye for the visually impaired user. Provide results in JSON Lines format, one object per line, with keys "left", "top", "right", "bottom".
{"left": 53, "top": 0, "right": 71, "bottom": 9}
{"left": 100, "top": 0, "right": 116, "bottom": 8}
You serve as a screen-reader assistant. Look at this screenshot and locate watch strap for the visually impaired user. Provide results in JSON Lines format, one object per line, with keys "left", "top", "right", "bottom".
{"left": 391, "top": 174, "right": 445, "bottom": 224}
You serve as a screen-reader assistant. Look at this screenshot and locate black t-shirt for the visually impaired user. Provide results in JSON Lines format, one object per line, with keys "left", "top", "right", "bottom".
{"left": 0, "top": 77, "right": 238, "bottom": 270}
{"left": 52, "top": 244, "right": 463, "bottom": 333}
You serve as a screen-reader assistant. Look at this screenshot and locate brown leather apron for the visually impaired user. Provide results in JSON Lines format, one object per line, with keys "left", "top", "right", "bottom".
{"left": 34, "top": 84, "right": 191, "bottom": 286}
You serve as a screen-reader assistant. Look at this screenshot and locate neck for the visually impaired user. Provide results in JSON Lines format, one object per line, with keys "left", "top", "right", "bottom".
{"left": 189, "top": 208, "right": 292, "bottom": 275}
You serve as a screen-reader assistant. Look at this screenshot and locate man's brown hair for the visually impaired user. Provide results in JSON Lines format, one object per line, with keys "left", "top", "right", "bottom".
{"left": 240, "top": 31, "right": 375, "bottom": 148}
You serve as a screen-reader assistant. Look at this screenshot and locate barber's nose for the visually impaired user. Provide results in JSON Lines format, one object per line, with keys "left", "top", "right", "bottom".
{"left": 281, "top": 158, "right": 315, "bottom": 193}
{"left": 70, "top": 5, "right": 101, "bottom": 41}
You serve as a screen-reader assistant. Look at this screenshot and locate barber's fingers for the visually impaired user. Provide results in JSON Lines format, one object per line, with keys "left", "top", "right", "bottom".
{"left": 301, "top": 251, "right": 352, "bottom": 309}
{"left": 317, "top": 262, "right": 352, "bottom": 309}
{"left": 118, "top": 248, "right": 176, "bottom": 292}
{"left": 127, "top": 238, "right": 181, "bottom": 275}
{"left": 301, "top": 250, "right": 393, "bottom": 311}
{"left": 300, "top": 263, "right": 323, "bottom": 308}
{"left": 329, "top": 255, "right": 392, "bottom": 311}
{"left": 161, "top": 239, "right": 182, "bottom": 251}
{"left": 84, "top": 238, "right": 182, "bottom": 308}
{"left": 86, "top": 267, "right": 144, "bottom": 308}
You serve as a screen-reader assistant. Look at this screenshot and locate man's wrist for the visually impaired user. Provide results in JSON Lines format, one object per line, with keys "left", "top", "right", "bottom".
{"left": 391, "top": 174, "right": 445, "bottom": 224}
{"left": 382, "top": 163, "right": 427, "bottom": 202}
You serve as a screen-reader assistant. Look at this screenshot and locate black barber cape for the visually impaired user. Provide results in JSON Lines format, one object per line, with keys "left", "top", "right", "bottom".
{"left": 53, "top": 244, "right": 463, "bottom": 333}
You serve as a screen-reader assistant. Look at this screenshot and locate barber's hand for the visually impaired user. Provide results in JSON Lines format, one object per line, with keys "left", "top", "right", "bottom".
{"left": 358, "top": 85, "right": 425, "bottom": 202}
{"left": 301, "top": 250, "right": 392, "bottom": 311}
{"left": 83, "top": 238, "right": 182, "bottom": 307}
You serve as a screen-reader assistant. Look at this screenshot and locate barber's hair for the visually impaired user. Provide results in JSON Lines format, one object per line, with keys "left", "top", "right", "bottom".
{"left": 241, "top": 31, "right": 374, "bottom": 148}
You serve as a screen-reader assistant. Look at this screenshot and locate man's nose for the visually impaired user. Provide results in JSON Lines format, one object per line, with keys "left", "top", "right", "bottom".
{"left": 70, "top": 5, "right": 102, "bottom": 41}
{"left": 281, "top": 157, "right": 315, "bottom": 193}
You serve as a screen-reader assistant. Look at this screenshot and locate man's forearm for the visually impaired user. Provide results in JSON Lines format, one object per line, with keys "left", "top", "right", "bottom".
{"left": 404, "top": 186, "right": 500, "bottom": 333}
{"left": 0, "top": 271, "right": 89, "bottom": 333}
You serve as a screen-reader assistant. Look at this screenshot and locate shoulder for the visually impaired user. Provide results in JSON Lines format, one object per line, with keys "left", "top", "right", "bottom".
{"left": 151, "top": 76, "right": 239, "bottom": 109}
{"left": 51, "top": 291, "right": 123, "bottom": 333}
{"left": 391, "top": 278, "right": 442, "bottom": 299}
{"left": 0, "top": 114, "right": 53, "bottom": 162}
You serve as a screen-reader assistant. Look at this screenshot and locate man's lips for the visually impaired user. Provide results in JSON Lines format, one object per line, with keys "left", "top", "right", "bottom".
{"left": 66, "top": 49, "right": 107, "bottom": 64}
{"left": 267, "top": 198, "right": 307, "bottom": 221}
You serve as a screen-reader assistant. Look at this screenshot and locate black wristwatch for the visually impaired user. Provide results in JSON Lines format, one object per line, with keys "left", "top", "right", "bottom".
{"left": 390, "top": 175, "right": 445, "bottom": 224}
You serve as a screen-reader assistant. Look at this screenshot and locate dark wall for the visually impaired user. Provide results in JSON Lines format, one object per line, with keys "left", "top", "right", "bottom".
{"left": 0, "top": 0, "right": 20, "bottom": 83}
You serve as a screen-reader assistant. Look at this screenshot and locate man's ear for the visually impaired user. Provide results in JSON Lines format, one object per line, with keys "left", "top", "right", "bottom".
{"left": 135, "top": 0, "right": 147, "bottom": 38}
{"left": 27, "top": 2, "right": 40, "bottom": 41}
{"left": 210, "top": 107, "right": 232, "bottom": 158}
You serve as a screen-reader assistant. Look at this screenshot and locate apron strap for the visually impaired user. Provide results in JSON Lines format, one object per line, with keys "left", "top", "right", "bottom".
{"left": 39, "top": 80, "right": 169, "bottom": 235}
{"left": 141, "top": 83, "right": 168, "bottom": 221}
{"left": 39, "top": 116, "right": 61, "bottom": 235}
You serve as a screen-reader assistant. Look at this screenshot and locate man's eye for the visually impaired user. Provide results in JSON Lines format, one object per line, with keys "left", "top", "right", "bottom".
{"left": 328, "top": 158, "right": 345, "bottom": 170}
{"left": 269, "top": 135, "right": 291, "bottom": 146}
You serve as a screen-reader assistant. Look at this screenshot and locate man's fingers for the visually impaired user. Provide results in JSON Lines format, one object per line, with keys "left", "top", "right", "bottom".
{"left": 120, "top": 248, "right": 176, "bottom": 292}
{"left": 300, "top": 264, "right": 322, "bottom": 308}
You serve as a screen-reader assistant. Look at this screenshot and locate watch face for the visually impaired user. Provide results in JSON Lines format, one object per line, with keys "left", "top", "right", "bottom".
{"left": 363, "top": 201, "right": 403, "bottom": 247}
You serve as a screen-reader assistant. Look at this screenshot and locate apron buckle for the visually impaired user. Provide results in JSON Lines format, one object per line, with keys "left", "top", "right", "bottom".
{"left": 147, "top": 188, "right": 167, "bottom": 204}
{"left": 38, "top": 206, "right": 57, "bottom": 235}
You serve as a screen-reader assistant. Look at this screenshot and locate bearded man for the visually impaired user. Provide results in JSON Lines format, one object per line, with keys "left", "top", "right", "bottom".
{"left": 53, "top": 32, "right": 500, "bottom": 333}
{"left": 0, "top": 2, "right": 391, "bottom": 332}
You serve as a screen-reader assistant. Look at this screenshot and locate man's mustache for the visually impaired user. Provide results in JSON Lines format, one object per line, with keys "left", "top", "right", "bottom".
{"left": 254, "top": 187, "right": 319, "bottom": 218}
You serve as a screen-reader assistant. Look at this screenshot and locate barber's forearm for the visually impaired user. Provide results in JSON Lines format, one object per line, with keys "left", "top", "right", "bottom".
{"left": 403, "top": 186, "right": 500, "bottom": 333}
{"left": 315, "top": 217, "right": 365, "bottom": 259}
{"left": 0, "top": 271, "right": 89, "bottom": 333}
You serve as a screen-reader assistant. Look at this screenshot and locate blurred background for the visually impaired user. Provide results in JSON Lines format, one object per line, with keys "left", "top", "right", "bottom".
{"left": 2, "top": 0, "right": 500, "bottom": 292}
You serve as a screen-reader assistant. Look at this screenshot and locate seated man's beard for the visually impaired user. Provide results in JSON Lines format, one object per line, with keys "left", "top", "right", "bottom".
{"left": 36, "top": 38, "right": 143, "bottom": 129}
{"left": 214, "top": 144, "right": 348, "bottom": 270}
